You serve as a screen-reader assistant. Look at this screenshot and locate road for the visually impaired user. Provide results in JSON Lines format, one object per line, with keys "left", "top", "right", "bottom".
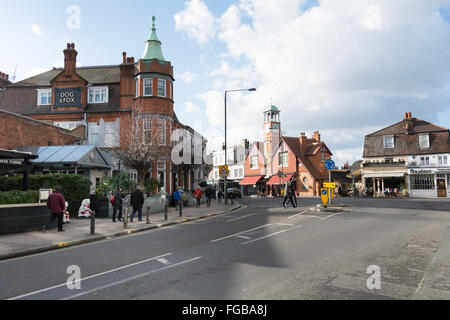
{"left": 1, "top": 197, "right": 449, "bottom": 300}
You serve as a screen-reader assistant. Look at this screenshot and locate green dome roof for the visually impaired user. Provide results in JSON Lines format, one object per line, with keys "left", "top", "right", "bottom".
{"left": 264, "top": 105, "right": 280, "bottom": 113}
{"left": 142, "top": 16, "right": 166, "bottom": 61}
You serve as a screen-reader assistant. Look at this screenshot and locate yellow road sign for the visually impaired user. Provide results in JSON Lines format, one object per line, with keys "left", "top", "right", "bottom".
{"left": 219, "top": 165, "right": 229, "bottom": 178}
{"left": 324, "top": 182, "right": 336, "bottom": 189}
{"left": 321, "top": 188, "right": 329, "bottom": 206}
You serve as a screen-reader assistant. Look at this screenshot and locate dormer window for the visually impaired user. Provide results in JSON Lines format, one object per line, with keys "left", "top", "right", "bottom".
{"left": 37, "top": 89, "right": 52, "bottom": 106}
{"left": 419, "top": 134, "right": 430, "bottom": 149}
{"left": 88, "top": 87, "right": 108, "bottom": 104}
{"left": 383, "top": 135, "right": 394, "bottom": 149}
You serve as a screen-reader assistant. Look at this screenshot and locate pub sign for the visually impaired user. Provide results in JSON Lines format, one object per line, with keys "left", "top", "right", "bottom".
{"left": 54, "top": 87, "right": 82, "bottom": 108}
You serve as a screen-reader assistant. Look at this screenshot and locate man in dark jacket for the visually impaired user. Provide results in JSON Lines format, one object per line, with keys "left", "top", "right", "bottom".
{"left": 130, "top": 186, "right": 145, "bottom": 222}
{"left": 112, "top": 186, "right": 125, "bottom": 222}
{"left": 43, "top": 186, "right": 66, "bottom": 232}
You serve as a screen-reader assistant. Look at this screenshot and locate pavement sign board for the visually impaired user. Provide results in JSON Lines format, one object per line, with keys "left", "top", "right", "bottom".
{"left": 324, "top": 182, "right": 336, "bottom": 189}
{"left": 219, "top": 165, "right": 229, "bottom": 178}
{"left": 321, "top": 188, "right": 329, "bottom": 206}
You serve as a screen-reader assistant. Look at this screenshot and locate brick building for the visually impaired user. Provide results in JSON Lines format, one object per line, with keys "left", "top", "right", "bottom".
{"left": 240, "top": 105, "right": 333, "bottom": 197}
{"left": 0, "top": 72, "right": 11, "bottom": 90}
{"left": 0, "top": 17, "right": 206, "bottom": 193}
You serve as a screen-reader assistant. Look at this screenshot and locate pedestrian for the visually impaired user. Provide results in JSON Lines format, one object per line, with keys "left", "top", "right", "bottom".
{"left": 173, "top": 187, "right": 182, "bottom": 210}
{"left": 290, "top": 176, "right": 298, "bottom": 208}
{"left": 130, "top": 186, "right": 145, "bottom": 222}
{"left": 193, "top": 186, "right": 202, "bottom": 208}
{"left": 282, "top": 179, "right": 295, "bottom": 208}
{"left": 205, "top": 186, "right": 213, "bottom": 208}
{"left": 43, "top": 186, "right": 66, "bottom": 233}
{"left": 217, "top": 190, "right": 223, "bottom": 204}
{"left": 112, "top": 186, "right": 125, "bottom": 222}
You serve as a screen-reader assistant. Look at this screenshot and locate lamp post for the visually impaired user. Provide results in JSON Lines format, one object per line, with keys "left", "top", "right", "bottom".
{"left": 224, "top": 88, "right": 256, "bottom": 204}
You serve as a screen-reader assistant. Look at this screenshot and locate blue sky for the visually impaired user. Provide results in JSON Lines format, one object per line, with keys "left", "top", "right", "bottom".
{"left": 1, "top": 0, "right": 450, "bottom": 166}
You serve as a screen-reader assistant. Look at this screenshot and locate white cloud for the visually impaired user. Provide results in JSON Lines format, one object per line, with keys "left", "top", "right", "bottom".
{"left": 178, "top": 0, "right": 450, "bottom": 166}
{"left": 185, "top": 101, "right": 201, "bottom": 113}
{"left": 174, "top": 0, "right": 217, "bottom": 44}
{"left": 178, "top": 71, "right": 198, "bottom": 83}
{"left": 31, "top": 24, "right": 44, "bottom": 36}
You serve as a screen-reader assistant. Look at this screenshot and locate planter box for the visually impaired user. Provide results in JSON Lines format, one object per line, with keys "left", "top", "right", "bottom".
{"left": 0, "top": 203, "right": 54, "bottom": 235}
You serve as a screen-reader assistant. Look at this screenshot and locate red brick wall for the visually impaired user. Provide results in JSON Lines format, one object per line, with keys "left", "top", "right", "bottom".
{"left": 0, "top": 111, "right": 83, "bottom": 149}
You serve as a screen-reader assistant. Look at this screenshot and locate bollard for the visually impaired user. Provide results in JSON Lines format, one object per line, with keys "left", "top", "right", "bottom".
{"left": 146, "top": 207, "right": 151, "bottom": 224}
{"left": 179, "top": 202, "right": 183, "bottom": 218}
{"left": 90, "top": 211, "right": 96, "bottom": 235}
{"left": 164, "top": 203, "right": 168, "bottom": 221}
{"left": 124, "top": 207, "right": 128, "bottom": 229}
{"left": 231, "top": 196, "right": 234, "bottom": 205}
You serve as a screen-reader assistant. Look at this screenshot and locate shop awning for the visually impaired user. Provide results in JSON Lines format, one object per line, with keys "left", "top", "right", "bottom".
{"left": 363, "top": 172, "right": 406, "bottom": 178}
{"left": 267, "top": 174, "right": 295, "bottom": 185}
{"left": 239, "top": 175, "right": 264, "bottom": 186}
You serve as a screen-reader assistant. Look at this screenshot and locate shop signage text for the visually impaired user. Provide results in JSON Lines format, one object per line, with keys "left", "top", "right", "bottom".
{"left": 54, "top": 87, "right": 82, "bottom": 108}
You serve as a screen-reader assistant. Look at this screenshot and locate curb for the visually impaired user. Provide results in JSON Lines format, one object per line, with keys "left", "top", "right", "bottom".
{"left": 0, "top": 204, "right": 243, "bottom": 262}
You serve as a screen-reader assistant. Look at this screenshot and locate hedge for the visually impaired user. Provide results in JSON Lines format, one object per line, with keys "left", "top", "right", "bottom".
{"left": 0, "top": 190, "right": 39, "bottom": 205}
{"left": 0, "top": 174, "right": 91, "bottom": 216}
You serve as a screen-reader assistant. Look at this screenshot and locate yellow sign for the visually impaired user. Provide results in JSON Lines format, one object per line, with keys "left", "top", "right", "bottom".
{"left": 219, "top": 165, "right": 229, "bottom": 178}
{"left": 321, "top": 188, "right": 329, "bottom": 206}
{"left": 324, "top": 182, "right": 336, "bottom": 189}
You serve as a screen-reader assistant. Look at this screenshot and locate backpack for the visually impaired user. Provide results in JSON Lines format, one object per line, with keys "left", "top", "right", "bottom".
{"left": 110, "top": 194, "right": 115, "bottom": 205}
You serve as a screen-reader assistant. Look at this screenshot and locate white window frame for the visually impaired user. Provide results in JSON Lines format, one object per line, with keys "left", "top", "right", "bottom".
{"left": 136, "top": 79, "right": 139, "bottom": 97}
{"left": 144, "top": 78, "right": 153, "bottom": 96}
{"left": 37, "top": 89, "right": 52, "bottom": 106}
{"left": 88, "top": 86, "right": 109, "bottom": 104}
{"left": 158, "top": 79, "right": 166, "bottom": 97}
{"left": 54, "top": 121, "right": 83, "bottom": 130}
{"left": 419, "top": 134, "right": 430, "bottom": 149}
{"left": 158, "top": 119, "right": 166, "bottom": 146}
{"left": 250, "top": 156, "right": 259, "bottom": 169}
{"left": 384, "top": 135, "right": 395, "bottom": 149}
{"left": 279, "top": 152, "right": 289, "bottom": 167}
{"left": 105, "top": 121, "right": 120, "bottom": 147}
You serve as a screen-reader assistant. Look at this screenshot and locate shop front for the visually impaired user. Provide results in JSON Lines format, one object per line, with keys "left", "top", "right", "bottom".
{"left": 239, "top": 175, "right": 265, "bottom": 196}
{"left": 408, "top": 168, "right": 450, "bottom": 198}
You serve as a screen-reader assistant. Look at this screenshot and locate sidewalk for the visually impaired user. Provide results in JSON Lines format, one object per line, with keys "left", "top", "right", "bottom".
{"left": 0, "top": 201, "right": 242, "bottom": 261}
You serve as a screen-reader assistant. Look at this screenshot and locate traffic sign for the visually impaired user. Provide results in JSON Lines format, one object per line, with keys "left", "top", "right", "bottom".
{"left": 325, "top": 159, "right": 336, "bottom": 170}
{"left": 219, "top": 165, "right": 229, "bottom": 178}
{"left": 321, "top": 188, "right": 329, "bottom": 206}
{"left": 324, "top": 182, "right": 336, "bottom": 189}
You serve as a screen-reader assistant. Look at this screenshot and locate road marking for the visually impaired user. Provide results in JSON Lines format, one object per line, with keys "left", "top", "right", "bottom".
{"left": 62, "top": 256, "right": 202, "bottom": 300}
{"left": 276, "top": 223, "right": 295, "bottom": 227}
{"left": 321, "top": 212, "right": 344, "bottom": 220}
{"left": 242, "top": 225, "right": 302, "bottom": 245}
{"left": 210, "top": 224, "right": 272, "bottom": 243}
{"left": 236, "top": 235, "right": 252, "bottom": 240}
{"left": 226, "top": 213, "right": 257, "bottom": 222}
{"left": 288, "top": 211, "right": 306, "bottom": 219}
{"left": 7, "top": 252, "right": 173, "bottom": 300}
{"left": 157, "top": 258, "right": 170, "bottom": 265}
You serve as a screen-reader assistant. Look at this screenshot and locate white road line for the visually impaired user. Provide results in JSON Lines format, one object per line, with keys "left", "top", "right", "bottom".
{"left": 276, "top": 223, "right": 295, "bottom": 227}
{"left": 288, "top": 211, "right": 306, "bottom": 219}
{"left": 242, "top": 225, "right": 302, "bottom": 245}
{"left": 236, "top": 235, "right": 252, "bottom": 240}
{"left": 226, "top": 212, "right": 257, "bottom": 222}
{"left": 157, "top": 258, "right": 170, "bottom": 265}
{"left": 322, "top": 212, "right": 344, "bottom": 220}
{"left": 62, "top": 256, "right": 202, "bottom": 300}
{"left": 210, "top": 224, "right": 272, "bottom": 243}
{"left": 7, "top": 252, "right": 173, "bottom": 301}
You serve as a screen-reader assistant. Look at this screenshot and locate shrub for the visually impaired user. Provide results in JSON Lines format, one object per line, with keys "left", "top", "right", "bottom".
{"left": 0, "top": 190, "right": 39, "bottom": 205}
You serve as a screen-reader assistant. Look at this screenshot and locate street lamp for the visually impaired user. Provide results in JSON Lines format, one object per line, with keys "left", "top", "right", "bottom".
{"left": 224, "top": 88, "right": 257, "bottom": 204}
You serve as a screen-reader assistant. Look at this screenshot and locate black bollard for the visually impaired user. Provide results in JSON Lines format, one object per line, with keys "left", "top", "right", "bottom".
{"left": 90, "top": 211, "right": 96, "bottom": 235}
{"left": 124, "top": 207, "right": 128, "bottom": 229}
{"left": 179, "top": 202, "right": 183, "bottom": 218}
{"left": 164, "top": 204, "right": 168, "bottom": 221}
{"left": 146, "top": 207, "right": 151, "bottom": 224}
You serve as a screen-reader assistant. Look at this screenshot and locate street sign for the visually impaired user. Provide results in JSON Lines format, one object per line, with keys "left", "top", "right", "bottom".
{"left": 325, "top": 159, "right": 336, "bottom": 170}
{"left": 219, "top": 165, "right": 229, "bottom": 178}
{"left": 321, "top": 188, "right": 329, "bottom": 206}
{"left": 324, "top": 182, "right": 336, "bottom": 189}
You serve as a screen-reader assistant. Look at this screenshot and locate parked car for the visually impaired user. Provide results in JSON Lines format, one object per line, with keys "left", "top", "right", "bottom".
{"left": 227, "top": 188, "right": 242, "bottom": 199}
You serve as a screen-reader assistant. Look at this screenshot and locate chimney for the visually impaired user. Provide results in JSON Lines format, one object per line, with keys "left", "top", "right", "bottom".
{"left": 313, "top": 131, "right": 321, "bottom": 142}
{"left": 404, "top": 111, "right": 413, "bottom": 134}
{"left": 63, "top": 43, "right": 77, "bottom": 76}
{"left": 299, "top": 132, "right": 308, "bottom": 153}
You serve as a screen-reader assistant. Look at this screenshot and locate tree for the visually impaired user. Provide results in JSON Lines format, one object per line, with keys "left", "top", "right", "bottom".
{"left": 117, "top": 106, "right": 170, "bottom": 186}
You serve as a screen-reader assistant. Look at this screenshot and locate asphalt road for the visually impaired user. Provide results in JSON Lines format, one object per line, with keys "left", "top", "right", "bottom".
{"left": 1, "top": 196, "right": 449, "bottom": 300}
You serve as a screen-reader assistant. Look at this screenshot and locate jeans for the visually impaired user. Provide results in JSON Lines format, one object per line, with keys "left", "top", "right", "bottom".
{"left": 130, "top": 207, "right": 142, "bottom": 221}
{"left": 47, "top": 212, "right": 63, "bottom": 231}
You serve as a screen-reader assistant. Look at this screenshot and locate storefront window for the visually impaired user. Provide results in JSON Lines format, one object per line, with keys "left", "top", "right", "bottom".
{"left": 410, "top": 175, "right": 435, "bottom": 190}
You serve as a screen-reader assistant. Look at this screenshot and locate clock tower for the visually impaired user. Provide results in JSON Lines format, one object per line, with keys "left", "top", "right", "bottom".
{"left": 263, "top": 105, "right": 281, "bottom": 161}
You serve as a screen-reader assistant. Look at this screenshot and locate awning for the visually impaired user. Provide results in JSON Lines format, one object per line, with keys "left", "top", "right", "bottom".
{"left": 267, "top": 174, "right": 295, "bottom": 185}
{"left": 363, "top": 172, "right": 406, "bottom": 178}
{"left": 239, "top": 176, "right": 264, "bottom": 186}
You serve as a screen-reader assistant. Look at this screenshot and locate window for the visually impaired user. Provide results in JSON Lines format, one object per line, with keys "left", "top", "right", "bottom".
{"left": 54, "top": 121, "right": 83, "bottom": 130}
{"left": 157, "top": 161, "right": 166, "bottom": 170}
{"left": 250, "top": 156, "right": 258, "bottom": 169}
{"left": 445, "top": 156, "right": 448, "bottom": 165}
{"left": 438, "top": 156, "right": 443, "bottom": 165}
{"left": 158, "top": 119, "right": 166, "bottom": 145}
{"left": 419, "top": 134, "right": 430, "bottom": 149}
{"left": 215, "top": 171, "right": 218, "bottom": 179}
{"left": 239, "top": 169, "right": 243, "bottom": 178}
{"left": 89, "top": 122, "right": 100, "bottom": 146}
{"left": 158, "top": 79, "right": 166, "bottom": 97}
{"left": 105, "top": 122, "right": 119, "bottom": 147}
{"left": 88, "top": 87, "right": 108, "bottom": 104}
{"left": 384, "top": 135, "right": 394, "bottom": 149}
{"left": 235, "top": 169, "right": 238, "bottom": 178}
{"left": 410, "top": 175, "right": 435, "bottom": 190}
{"left": 385, "top": 158, "right": 394, "bottom": 163}
{"left": 420, "top": 157, "right": 430, "bottom": 166}
{"left": 143, "top": 118, "right": 152, "bottom": 142}
{"left": 37, "top": 89, "right": 52, "bottom": 106}
{"left": 279, "top": 152, "right": 289, "bottom": 167}
{"left": 144, "top": 78, "right": 153, "bottom": 96}
{"left": 136, "top": 79, "right": 139, "bottom": 97}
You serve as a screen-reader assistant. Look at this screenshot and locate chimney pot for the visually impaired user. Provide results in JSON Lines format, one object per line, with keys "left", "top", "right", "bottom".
{"left": 408, "top": 112, "right": 412, "bottom": 118}
{"left": 71, "top": 43, "right": 75, "bottom": 49}
{"left": 122, "top": 52, "right": 127, "bottom": 64}
{"left": 5, "top": 74, "right": 8, "bottom": 81}
{"left": 67, "top": 43, "right": 71, "bottom": 49}
{"left": 405, "top": 112, "right": 408, "bottom": 120}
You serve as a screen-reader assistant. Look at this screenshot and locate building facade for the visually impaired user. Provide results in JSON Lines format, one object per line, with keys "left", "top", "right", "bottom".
{"left": 362, "top": 112, "right": 450, "bottom": 198}
{"left": 241, "top": 105, "right": 333, "bottom": 197}
{"left": 0, "top": 17, "right": 206, "bottom": 193}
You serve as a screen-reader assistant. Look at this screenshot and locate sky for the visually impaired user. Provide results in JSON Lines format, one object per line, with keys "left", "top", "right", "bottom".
{"left": 1, "top": 0, "right": 450, "bottom": 167}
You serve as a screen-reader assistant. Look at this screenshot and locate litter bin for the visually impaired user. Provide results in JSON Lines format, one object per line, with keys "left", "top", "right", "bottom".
{"left": 89, "top": 194, "right": 110, "bottom": 218}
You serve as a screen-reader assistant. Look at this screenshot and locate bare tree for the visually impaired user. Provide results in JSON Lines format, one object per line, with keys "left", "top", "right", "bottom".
{"left": 117, "top": 106, "right": 170, "bottom": 186}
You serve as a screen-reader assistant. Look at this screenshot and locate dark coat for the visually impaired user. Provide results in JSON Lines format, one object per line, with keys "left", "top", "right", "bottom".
{"left": 47, "top": 192, "right": 66, "bottom": 214}
{"left": 113, "top": 190, "right": 124, "bottom": 209}
{"left": 130, "top": 189, "right": 145, "bottom": 209}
